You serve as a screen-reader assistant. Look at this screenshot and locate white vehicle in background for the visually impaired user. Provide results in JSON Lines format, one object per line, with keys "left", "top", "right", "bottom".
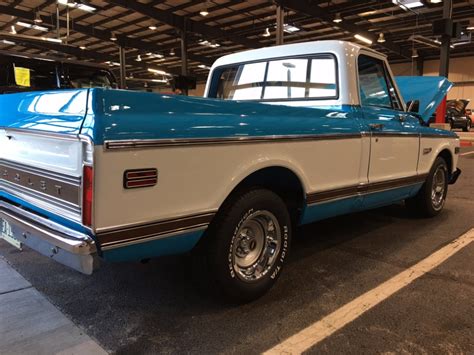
{"left": 0, "top": 41, "right": 461, "bottom": 302}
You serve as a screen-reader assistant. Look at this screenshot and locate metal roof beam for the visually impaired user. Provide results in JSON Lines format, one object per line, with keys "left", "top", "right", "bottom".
{"left": 104, "top": 0, "right": 262, "bottom": 48}
{"left": 0, "top": 4, "right": 214, "bottom": 66}
{"left": 276, "top": 0, "right": 412, "bottom": 59}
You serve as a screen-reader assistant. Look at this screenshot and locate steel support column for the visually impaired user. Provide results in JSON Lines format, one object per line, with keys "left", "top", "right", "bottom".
{"left": 180, "top": 21, "right": 188, "bottom": 95}
{"left": 119, "top": 46, "right": 126, "bottom": 89}
{"left": 276, "top": 5, "right": 284, "bottom": 46}
{"left": 416, "top": 56, "right": 424, "bottom": 76}
{"left": 435, "top": 0, "right": 453, "bottom": 124}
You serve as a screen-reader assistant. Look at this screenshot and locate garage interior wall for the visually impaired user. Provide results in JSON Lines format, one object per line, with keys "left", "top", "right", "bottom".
{"left": 391, "top": 57, "right": 474, "bottom": 102}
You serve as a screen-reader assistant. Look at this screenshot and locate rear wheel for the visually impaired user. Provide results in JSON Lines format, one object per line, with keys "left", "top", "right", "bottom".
{"left": 406, "top": 157, "right": 448, "bottom": 217}
{"left": 197, "top": 188, "right": 291, "bottom": 303}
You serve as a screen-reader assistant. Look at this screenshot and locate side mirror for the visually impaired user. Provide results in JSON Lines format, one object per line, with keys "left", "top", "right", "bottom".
{"left": 406, "top": 100, "right": 420, "bottom": 113}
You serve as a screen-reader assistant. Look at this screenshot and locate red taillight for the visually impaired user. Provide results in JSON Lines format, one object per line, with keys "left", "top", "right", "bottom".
{"left": 82, "top": 165, "right": 93, "bottom": 227}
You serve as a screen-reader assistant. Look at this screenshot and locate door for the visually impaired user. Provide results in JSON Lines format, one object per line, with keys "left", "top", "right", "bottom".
{"left": 357, "top": 54, "right": 420, "bottom": 206}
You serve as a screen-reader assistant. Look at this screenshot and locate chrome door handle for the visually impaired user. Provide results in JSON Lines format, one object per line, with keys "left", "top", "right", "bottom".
{"left": 369, "top": 123, "right": 384, "bottom": 130}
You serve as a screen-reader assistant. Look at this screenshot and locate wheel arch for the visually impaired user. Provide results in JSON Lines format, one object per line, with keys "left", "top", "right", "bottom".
{"left": 437, "top": 148, "right": 453, "bottom": 176}
{"left": 215, "top": 164, "right": 308, "bottom": 224}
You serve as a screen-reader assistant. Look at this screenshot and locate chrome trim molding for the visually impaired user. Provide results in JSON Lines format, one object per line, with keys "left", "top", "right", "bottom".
{"left": 2, "top": 127, "right": 82, "bottom": 141}
{"left": 97, "top": 212, "right": 216, "bottom": 248}
{"left": 103, "top": 133, "right": 362, "bottom": 150}
{"left": 103, "top": 131, "right": 455, "bottom": 151}
{"left": 0, "top": 200, "right": 98, "bottom": 274}
{"left": 306, "top": 174, "right": 428, "bottom": 205}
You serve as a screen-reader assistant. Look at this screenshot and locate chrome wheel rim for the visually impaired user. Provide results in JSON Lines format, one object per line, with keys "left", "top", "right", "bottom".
{"left": 232, "top": 210, "right": 281, "bottom": 282}
{"left": 431, "top": 166, "right": 446, "bottom": 210}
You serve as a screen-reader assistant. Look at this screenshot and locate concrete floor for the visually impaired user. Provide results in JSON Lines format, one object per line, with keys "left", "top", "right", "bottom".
{"left": 1, "top": 147, "right": 473, "bottom": 354}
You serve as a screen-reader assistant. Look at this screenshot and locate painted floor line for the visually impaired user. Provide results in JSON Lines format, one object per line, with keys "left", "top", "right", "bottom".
{"left": 460, "top": 151, "right": 474, "bottom": 156}
{"left": 264, "top": 228, "right": 474, "bottom": 355}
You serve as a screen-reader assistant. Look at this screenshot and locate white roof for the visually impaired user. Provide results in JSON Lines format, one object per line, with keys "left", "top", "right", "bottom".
{"left": 210, "top": 40, "right": 384, "bottom": 68}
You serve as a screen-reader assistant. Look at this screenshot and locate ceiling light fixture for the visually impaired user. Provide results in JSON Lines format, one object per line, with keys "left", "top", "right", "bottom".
{"left": 148, "top": 25, "right": 157, "bottom": 30}
{"left": 411, "top": 49, "right": 419, "bottom": 58}
{"left": 377, "top": 33, "right": 386, "bottom": 43}
{"left": 467, "top": 20, "right": 474, "bottom": 31}
{"left": 42, "top": 37, "right": 62, "bottom": 43}
{"left": 333, "top": 13, "right": 342, "bottom": 23}
{"left": 110, "top": 32, "right": 117, "bottom": 41}
{"left": 392, "top": 0, "right": 424, "bottom": 10}
{"left": 10, "top": 25, "right": 16, "bottom": 34}
{"left": 198, "top": 64, "right": 211, "bottom": 70}
{"left": 200, "top": 8, "right": 209, "bottom": 16}
{"left": 198, "top": 39, "right": 220, "bottom": 48}
{"left": 262, "top": 27, "right": 271, "bottom": 37}
{"left": 283, "top": 24, "right": 300, "bottom": 33}
{"left": 2, "top": 39, "right": 16, "bottom": 45}
{"left": 428, "top": 0, "right": 442, "bottom": 3}
{"left": 80, "top": 45, "right": 86, "bottom": 49}
{"left": 57, "top": 0, "right": 96, "bottom": 12}
{"left": 16, "top": 21, "right": 48, "bottom": 32}
{"left": 34, "top": 12, "right": 43, "bottom": 23}
{"left": 136, "top": 54, "right": 142, "bottom": 62}
{"left": 354, "top": 34, "right": 373, "bottom": 45}
{"left": 148, "top": 68, "right": 171, "bottom": 76}
{"left": 169, "top": 48, "right": 175, "bottom": 56}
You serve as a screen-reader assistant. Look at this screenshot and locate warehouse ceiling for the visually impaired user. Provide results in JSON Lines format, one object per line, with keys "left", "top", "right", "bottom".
{"left": 1, "top": 0, "right": 474, "bottom": 83}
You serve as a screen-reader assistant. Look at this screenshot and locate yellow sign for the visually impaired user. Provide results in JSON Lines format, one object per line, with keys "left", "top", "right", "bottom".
{"left": 14, "top": 66, "right": 31, "bottom": 87}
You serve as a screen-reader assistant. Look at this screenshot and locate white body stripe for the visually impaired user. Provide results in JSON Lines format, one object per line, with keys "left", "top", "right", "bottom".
{"left": 93, "top": 139, "right": 365, "bottom": 231}
{"left": 92, "top": 135, "right": 457, "bottom": 232}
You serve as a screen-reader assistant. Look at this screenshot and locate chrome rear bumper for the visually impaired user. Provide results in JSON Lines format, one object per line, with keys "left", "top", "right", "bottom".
{"left": 0, "top": 200, "right": 99, "bottom": 274}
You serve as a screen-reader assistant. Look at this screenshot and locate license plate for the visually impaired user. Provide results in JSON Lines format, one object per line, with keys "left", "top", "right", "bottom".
{"left": 1, "top": 218, "right": 22, "bottom": 250}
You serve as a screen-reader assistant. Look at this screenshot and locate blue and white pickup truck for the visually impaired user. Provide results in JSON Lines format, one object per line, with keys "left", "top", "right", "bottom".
{"left": 0, "top": 41, "right": 461, "bottom": 301}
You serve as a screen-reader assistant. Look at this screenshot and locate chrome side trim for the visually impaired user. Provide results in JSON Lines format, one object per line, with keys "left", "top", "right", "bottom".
{"left": 103, "top": 133, "right": 362, "bottom": 150}
{"left": 97, "top": 211, "right": 216, "bottom": 248}
{"left": 100, "top": 226, "right": 208, "bottom": 251}
{"left": 0, "top": 200, "right": 98, "bottom": 274}
{"left": 306, "top": 174, "right": 428, "bottom": 205}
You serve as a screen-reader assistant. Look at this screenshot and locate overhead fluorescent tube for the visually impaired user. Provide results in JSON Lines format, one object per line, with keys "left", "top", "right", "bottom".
{"left": 42, "top": 37, "right": 62, "bottom": 43}
{"left": 57, "top": 0, "right": 96, "bottom": 12}
{"left": 354, "top": 34, "right": 373, "bottom": 45}
{"left": 147, "top": 68, "right": 171, "bottom": 76}
{"left": 392, "top": 0, "right": 424, "bottom": 10}
{"left": 16, "top": 21, "right": 48, "bottom": 32}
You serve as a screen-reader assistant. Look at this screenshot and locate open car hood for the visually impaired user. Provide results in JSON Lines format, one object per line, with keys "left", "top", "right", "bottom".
{"left": 395, "top": 76, "right": 453, "bottom": 123}
{"left": 446, "top": 99, "right": 470, "bottom": 114}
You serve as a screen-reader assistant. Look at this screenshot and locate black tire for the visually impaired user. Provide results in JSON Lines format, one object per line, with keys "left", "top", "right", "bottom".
{"left": 406, "top": 157, "right": 448, "bottom": 217}
{"left": 196, "top": 188, "right": 291, "bottom": 303}
{"left": 463, "top": 119, "right": 471, "bottom": 132}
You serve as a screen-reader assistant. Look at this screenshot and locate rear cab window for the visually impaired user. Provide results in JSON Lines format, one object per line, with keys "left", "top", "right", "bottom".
{"left": 211, "top": 54, "right": 338, "bottom": 102}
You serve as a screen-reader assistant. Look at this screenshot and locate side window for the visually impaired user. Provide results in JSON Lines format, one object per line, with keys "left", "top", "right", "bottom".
{"left": 216, "top": 62, "right": 266, "bottom": 100}
{"left": 357, "top": 55, "right": 392, "bottom": 108}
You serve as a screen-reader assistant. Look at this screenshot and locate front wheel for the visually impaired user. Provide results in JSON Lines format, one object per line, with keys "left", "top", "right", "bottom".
{"left": 463, "top": 119, "right": 471, "bottom": 132}
{"left": 406, "top": 157, "right": 448, "bottom": 217}
{"left": 199, "top": 188, "right": 291, "bottom": 303}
